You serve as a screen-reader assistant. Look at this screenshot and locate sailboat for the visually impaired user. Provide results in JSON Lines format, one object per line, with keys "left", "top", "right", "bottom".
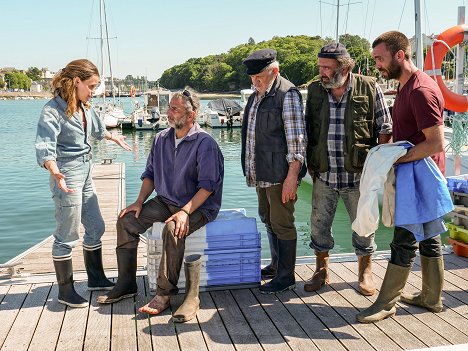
{"left": 91, "top": 0, "right": 130, "bottom": 129}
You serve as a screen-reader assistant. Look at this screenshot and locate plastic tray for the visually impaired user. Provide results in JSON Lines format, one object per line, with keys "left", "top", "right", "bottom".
{"left": 447, "top": 223, "right": 468, "bottom": 243}
{"left": 447, "top": 237, "right": 468, "bottom": 257}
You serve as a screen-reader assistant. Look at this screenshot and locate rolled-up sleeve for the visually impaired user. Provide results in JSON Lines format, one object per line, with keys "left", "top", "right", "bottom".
{"left": 35, "top": 106, "right": 60, "bottom": 167}
{"left": 90, "top": 108, "right": 107, "bottom": 140}
{"left": 196, "top": 139, "right": 223, "bottom": 193}
{"left": 375, "top": 83, "right": 393, "bottom": 135}
{"left": 283, "top": 90, "right": 307, "bottom": 164}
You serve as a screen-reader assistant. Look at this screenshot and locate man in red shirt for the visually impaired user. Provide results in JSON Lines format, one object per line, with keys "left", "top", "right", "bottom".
{"left": 357, "top": 31, "right": 446, "bottom": 323}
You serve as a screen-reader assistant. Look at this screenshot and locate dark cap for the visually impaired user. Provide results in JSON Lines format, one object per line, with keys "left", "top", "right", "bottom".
{"left": 242, "top": 49, "right": 277, "bottom": 75}
{"left": 318, "top": 42, "right": 350, "bottom": 59}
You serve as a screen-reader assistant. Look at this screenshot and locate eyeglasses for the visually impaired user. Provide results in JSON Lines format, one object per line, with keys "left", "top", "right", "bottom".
{"left": 182, "top": 89, "right": 195, "bottom": 110}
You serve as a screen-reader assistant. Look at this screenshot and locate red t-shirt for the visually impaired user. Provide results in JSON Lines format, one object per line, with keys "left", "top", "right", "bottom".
{"left": 392, "top": 70, "right": 445, "bottom": 174}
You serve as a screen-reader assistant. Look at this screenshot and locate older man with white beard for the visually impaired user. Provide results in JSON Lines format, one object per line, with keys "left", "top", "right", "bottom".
{"left": 304, "top": 42, "right": 392, "bottom": 295}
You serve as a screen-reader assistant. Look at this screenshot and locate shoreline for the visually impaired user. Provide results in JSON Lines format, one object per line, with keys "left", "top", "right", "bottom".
{"left": 0, "top": 91, "right": 52, "bottom": 100}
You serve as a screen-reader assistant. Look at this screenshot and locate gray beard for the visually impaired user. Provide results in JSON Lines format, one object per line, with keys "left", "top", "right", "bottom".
{"left": 321, "top": 70, "right": 347, "bottom": 89}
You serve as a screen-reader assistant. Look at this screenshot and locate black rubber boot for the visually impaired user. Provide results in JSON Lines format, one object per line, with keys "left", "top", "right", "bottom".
{"left": 261, "top": 231, "right": 279, "bottom": 279}
{"left": 83, "top": 247, "right": 115, "bottom": 291}
{"left": 96, "top": 247, "right": 138, "bottom": 304}
{"left": 259, "top": 238, "right": 296, "bottom": 294}
{"left": 54, "top": 258, "right": 88, "bottom": 308}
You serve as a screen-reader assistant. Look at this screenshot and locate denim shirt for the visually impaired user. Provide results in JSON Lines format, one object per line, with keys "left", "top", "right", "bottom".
{"left": 141, "top": 123, "right": 224, "bottom": 222}
{"left": 35, "top": 96, "right": 107, "bottom": 167}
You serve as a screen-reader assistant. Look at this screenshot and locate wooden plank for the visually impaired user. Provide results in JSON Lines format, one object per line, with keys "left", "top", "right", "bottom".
{"left": 294, "top": 265, "right": 374, "bottom": 351}
{"left": 274, "top": 284, "right": 346, "bottom": 351}
{"left": 110, "top": 288, "right": 138, "bottom": 351}
{"left": 134, "top": 276, "right": 153, "bottom": 351}
{"left": 197, "top": 291, "right": 235, "bottom": 351}
{"left": 249, "top": 288, "right": 319, "bottom": 351}
{"left": 230, "top": 288, "right": 292, "bottom": 351}
{"left": 83, "top": 289, "right": 112, "bottom": 351}
{"left": 210, "top": 290, "right": 263, "bottom": 351}
{"left": 320, "top": 264, "right": 404, "bottom": 351}
{"left": 329, "top": 261, "right": 426, "bottom": 350}
{"left": 443, "top": 254, "right": 468, "bottom": 280}
{"left": 1, "top": 283, "right": 50, "bottom": 351}
{"left": 55, "top": 281, "right": 91, "bottom": 351}
{"left": 0, "top": 283, "right": 30, "bottom": 349}
{"left": 172, "top": 293, "right": 208, "bottom": 351}
{"left": 28, "top": 284, "right": 66, "bottom": 351}
{"left": 0, "top": 284, "right": 10, "bottom": 304}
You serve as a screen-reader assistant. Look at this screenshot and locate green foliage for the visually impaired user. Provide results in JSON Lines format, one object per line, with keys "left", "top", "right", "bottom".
{"left": 26, "top": 67, "right": 42, "bottom": 81}
{"left": 159, "top": 34, "right": 374, "bottom": 92}
{"left": 0, "top": 77, "right": 4, "bottom": 89}
{"left": 5, "top": 71, "right": 31, "bottom": 90}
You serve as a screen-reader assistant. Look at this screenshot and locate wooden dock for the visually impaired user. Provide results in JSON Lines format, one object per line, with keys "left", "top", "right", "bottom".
{"left": 1, "top": 163, "right": 467, "bottom": 351}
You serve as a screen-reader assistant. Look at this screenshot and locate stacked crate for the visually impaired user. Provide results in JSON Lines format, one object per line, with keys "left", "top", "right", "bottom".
{"left": 446, "top": 175, "right": 468, "bottom": 257}
{"left": 146, "top": 208, "right": 261, "bottom": 294}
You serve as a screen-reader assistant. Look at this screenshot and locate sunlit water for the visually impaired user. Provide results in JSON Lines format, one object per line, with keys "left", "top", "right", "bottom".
{"left": 0, "top": 97, "right": 404, "bottom": 264}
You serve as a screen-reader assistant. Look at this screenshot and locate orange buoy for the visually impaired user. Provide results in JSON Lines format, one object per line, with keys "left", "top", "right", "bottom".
{"left": 130, "top": 86, "right": 136, "bottom": 98}
{"left": 424, "top": 24, "right": 468, "bottom": 112}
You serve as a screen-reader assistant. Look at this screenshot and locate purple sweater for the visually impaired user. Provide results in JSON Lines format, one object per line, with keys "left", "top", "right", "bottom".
{"left": 141, "top": 123, "right": 224, "bottom": 222}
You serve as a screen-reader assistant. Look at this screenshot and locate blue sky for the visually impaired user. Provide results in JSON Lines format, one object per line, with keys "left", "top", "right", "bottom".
{"left": 0, "top": 0, "right": 466, "bottom": 80}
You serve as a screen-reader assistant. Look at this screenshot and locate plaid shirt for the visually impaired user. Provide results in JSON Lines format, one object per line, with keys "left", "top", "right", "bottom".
{"left": 245, "top": 80, "right": 307, "bottom": 188}
{"left": 319, "top": 74, "right": 392, "bottom": 189}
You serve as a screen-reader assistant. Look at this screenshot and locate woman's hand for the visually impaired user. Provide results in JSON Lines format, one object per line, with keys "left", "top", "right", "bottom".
{"left": 111, "top": 133, "right": 132, "bottom": 151}
{"left": 52, "top": 172, "right": 76, "bottom": 193}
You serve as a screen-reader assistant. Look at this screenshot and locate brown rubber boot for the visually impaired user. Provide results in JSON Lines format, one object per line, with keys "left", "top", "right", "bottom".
{"left": 356, "top": 262, "right": 411, "bottom": 323}
{"left": 358, "top": 255, "right": 376, "bottom": 296}
{"left": 304, "top": 251, "right": 329, "bottom": 292}
{"left": 400, "top": 255, "right": 444, "bottom": 312}
{"left": 172, "top": 254, "right": 202, "bottom": 323}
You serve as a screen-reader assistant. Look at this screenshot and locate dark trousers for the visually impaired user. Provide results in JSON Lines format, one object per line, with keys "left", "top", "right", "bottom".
{"left": 116, "top": 195, "right": 208, "bottom": 295}
{"left": 390, "top": 226, "right": 442, "bottom": 267}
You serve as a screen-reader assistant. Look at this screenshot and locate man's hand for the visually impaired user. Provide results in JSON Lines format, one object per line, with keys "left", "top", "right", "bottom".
{"left": 119, "top": 201, "right": 143, "bottom": 218}
{"left": 165, "top": 211, "right": 190, "bottom": 239}
{"left": 282, "top": 175, "right": 298, "bottom": 203}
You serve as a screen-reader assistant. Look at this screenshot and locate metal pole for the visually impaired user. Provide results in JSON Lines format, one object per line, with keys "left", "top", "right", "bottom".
{"left": 454, "top": 6, "right": 466, "bottom": 176}
{"left": 336, "top": 0, "right": 340, "bottom": 43}
{"left": 414, "top": 0, "right": 424, "bottom": 69}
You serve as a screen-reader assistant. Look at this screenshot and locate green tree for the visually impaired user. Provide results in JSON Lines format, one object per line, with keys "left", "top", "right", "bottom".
{"left": 0, "top": 77, "right": 4, "bottom": 89}
{"left": 5, "top": 71, "right": 31, "bottom": 90}
{"left": 26, "top": 67, "right": 42, "bottom": 81}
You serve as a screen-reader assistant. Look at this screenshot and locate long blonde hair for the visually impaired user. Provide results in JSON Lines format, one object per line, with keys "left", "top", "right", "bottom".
{"left": 52, "top": 59, "right": 99, "bottom": 117}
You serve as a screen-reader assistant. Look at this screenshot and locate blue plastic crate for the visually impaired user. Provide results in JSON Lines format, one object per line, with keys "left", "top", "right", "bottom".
{"left": 205, "top": 209, "right": 257, "bottom": 236}
{"left": 447, "top": 175, "right": 468, "bottom": 193}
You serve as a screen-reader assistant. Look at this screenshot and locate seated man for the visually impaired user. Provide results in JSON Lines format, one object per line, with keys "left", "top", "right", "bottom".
{"left": 97, "top": 88, "right": 224, "bottom": 323}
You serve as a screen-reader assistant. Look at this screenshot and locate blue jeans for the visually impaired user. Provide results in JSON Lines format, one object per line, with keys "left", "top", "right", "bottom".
{"left": 50, "top": 156, "right": 105, "bottom": 258}
{"left": 310, "top": 178, "right": 376, "bottom": 256}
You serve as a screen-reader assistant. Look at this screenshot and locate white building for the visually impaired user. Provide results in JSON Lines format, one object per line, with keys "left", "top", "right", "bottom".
{"left": 30, "top": 81, "right": 42, "bottom": 93}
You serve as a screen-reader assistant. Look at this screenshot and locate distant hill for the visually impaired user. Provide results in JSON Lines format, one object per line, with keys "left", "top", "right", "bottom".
{"left": 159, "top": 34, "right": 375, "bottom": 92}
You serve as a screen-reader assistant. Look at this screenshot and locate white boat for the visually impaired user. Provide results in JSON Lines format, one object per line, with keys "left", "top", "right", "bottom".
{"left": 142, "top": 87, "right": 173, "bottom": 129}
{"left": 204, "top": 98, "right": 243, "bottom": 129}
{"left": 130, "top": 107, "right": 159, "bottom": 131}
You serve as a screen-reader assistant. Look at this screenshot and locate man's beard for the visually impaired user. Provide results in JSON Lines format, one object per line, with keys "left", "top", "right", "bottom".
{"left": 168, "top": 115, "right": 187, "bottom": 130}
{"left": 380, "top": 58, "right": 402, "bottom": 80}
{"left": 321, "top": 69, "right": 347, "bottom": 89}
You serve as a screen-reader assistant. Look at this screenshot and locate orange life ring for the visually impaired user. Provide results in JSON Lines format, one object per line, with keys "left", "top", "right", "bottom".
{"left": 130, "top": 86, "right": 136, "bottom": 98}
{"left": 423, "top": 24, "right": 468, "bottom": 112}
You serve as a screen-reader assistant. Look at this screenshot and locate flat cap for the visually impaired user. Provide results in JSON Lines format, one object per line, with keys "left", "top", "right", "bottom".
{"left": 318, "top": 42, "right": 350, "bottom": 59}
{"left": 242, "top": 49, "right": 277, "bottom": 75}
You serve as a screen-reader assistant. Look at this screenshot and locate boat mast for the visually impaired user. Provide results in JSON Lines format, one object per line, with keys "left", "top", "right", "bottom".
{"left": 414, "top": 0, "right": 423, "bottom": 69}
{"left": 102, "top": 0, "right": 116, "bottom": 102}
{"left": 99, "top": 0, "right": 105, "bottom": 104}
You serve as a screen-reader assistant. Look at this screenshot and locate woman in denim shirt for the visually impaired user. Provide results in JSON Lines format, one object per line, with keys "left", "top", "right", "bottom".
{"left": 35, "top": 59, "right": 131, "bottom": 308}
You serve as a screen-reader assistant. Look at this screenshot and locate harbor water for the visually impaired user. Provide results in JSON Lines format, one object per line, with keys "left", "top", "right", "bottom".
{"left": 0, "top": 97, "right": 401, "bottom": 264}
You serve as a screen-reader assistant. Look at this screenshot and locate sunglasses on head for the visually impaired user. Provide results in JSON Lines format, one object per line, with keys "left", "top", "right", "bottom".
{"left": 182, "top": 89, "right": 195, "bottom": 110}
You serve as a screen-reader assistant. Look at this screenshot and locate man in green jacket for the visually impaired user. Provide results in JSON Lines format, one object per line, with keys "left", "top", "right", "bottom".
{"left": 304, "top": 42, "right": 392, "bottom": 295}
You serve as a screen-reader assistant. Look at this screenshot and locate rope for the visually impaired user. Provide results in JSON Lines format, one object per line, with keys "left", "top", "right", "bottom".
{"left": 448, "top": 112, "right": 468, "bottom": 156}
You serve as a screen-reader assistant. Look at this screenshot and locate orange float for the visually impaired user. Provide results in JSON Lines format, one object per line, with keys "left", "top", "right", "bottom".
{"left": 130, "top": 86, "right": 136, "bottom": 98}
{"left": 424, "top": 24, "right": 468, "bottom": 112}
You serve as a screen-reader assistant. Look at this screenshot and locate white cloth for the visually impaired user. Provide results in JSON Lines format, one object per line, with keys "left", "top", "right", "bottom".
{"left": 352, "top": 142, "right": 408, "bottom": 237}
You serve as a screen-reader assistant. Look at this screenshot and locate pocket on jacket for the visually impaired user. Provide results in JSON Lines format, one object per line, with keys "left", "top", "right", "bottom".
{"left": 352, "top": 143, "right": 370, "bottom": 168}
